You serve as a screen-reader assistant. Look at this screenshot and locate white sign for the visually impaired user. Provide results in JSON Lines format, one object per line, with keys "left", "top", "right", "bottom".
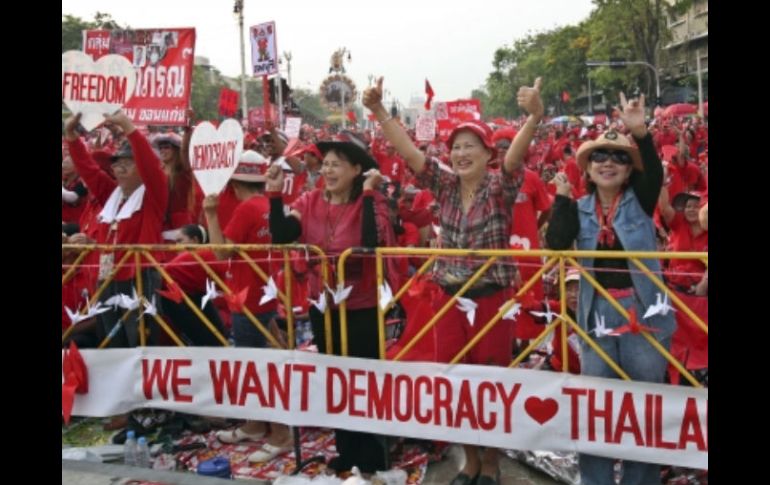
{"left": 61, "top": 50, "right": 137, "bottom": 131}
{"left": 416, "top": 114, "right": 437, "bottom": 142}
{"left": 188, "top": 119, "right": 244, "bottom": 195}
{"left": 250, "top": 21, "right": 278, "bottom": 76}
{"left": 284, "top": 117, "right": 302, "bottom": 139}
{"left": 67, "top": 347, "right": 707, "bottom": 470}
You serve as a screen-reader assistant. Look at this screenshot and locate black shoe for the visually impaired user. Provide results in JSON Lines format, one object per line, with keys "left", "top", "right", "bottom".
{"left": 476, "top": 469, "right": 500, "bottom": 485}
{"left": 326, "top": 456, "right": 352, "bottom": 474}
{"left": 449, "top": 472, "right": 479, "bottom": 485}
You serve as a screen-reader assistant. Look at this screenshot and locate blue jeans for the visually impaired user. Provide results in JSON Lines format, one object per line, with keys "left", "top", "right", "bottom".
{"left": 579, "top": 294, "right": 671, "bottom": 485}
{"left": 231, "top": 311, "right": 277, "bottom": 348}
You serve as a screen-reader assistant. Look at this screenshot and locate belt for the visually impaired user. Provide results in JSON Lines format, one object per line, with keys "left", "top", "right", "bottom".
{"left": 606, "top": 287, "right": 634, "bottom": 299}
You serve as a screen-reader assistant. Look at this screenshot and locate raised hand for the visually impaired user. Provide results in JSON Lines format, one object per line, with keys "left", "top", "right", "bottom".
{"left": 517, "top": 77, "right": 544, "bottom": 119}
{"left": 64, "top": 113, "right": 82, "bottom": 141}
{"left": 616, "top": 92, "right": 646, "bottom": 137}
{"left": 363, "top": 169, "right": 384, "bottom": 191}
{"left": 362, "top": 77, "right": 384, "bottom": 111}
{"left": 552, "top": 172, "right": 572, "bottom": 197}
{"left": 103, "top": 110, "right": 136, "bottom": 135}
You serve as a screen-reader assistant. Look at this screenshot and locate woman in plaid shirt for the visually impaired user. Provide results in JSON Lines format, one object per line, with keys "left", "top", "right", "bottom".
{"left": 364, "top": 77, "right": 544, "bottom": 485}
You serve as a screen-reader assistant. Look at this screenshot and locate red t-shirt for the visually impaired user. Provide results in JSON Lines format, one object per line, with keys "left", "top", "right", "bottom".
{"left": 223, "top": 195, "right": 278, "bottom": 314}
{"left": 215, "top": 184, "right": 241, "bottom": 230}
{"left": 666, "top": 213, "right": 708, "bottom": 288}
{"left": 374, "top": 153, "right": 405, "bottom": 186}
{"left": 163, "top": 250, "right": 228, "bottom": 295}
{"left": 290, "top": 190, "right": 396, "bottom": 310}
{"left": 509, "top": 169, "right": 552, "bottom": 250}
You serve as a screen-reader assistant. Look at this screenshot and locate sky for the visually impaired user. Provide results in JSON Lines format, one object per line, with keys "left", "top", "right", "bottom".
{"left": 62, "top": 0, "right": 595, "bottom": 108}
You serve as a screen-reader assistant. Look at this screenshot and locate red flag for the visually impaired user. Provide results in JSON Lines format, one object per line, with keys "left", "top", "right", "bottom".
{"left": 425, "top": 79, "right": 435, "bottom": 110}
{"left": 218, "top": 88, "right": 239, "bottom": 117}
{"left": 347, "top": 110, "right": 357, "bottom": 123}
{"left": 561, "top": 90, "right": 570, "bottom": 103}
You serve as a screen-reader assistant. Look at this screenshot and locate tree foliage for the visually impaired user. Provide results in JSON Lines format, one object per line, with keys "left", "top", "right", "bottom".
{"left": 480, "top": 0, "right": 693, "bottom": 116}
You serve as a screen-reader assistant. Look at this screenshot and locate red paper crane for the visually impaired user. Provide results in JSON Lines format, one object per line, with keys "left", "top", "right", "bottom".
{"left": 157, "top": 282, "right": 184, "bottom": 304}
{"left": 62, "top": 341, "right": 89, "bottom": 424}
{"left": 225, "top": 287, "right": 250, "bottom": 312}
{"left": 608, "top": 307, "right": 660, "bottom": 336}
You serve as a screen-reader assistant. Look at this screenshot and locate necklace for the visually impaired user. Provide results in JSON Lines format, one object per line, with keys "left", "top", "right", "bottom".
{"left": 325, "top": 196, "right": 348, "bottom": 247}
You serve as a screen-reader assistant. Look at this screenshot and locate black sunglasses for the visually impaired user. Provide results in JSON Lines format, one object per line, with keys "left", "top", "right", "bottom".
{"left": 589, "top": 149, "right": 632, "bottom": 165}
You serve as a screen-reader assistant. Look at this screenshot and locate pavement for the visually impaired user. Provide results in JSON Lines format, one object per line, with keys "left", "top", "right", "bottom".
{"left": 63, "top": 445, "right": 562, "bottom": 484}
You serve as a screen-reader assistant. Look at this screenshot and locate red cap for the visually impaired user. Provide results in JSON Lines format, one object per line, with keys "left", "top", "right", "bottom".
{"left": 447, "top": 121, "right": 496, "bottom": 157}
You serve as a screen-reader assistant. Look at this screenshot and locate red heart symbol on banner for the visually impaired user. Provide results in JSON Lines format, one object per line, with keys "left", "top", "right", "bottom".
{"left": 524, "top": 397, "right": 558, "bottom": 425}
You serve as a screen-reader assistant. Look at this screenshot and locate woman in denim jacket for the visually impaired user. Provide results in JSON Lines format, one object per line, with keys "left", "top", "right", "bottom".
{"left": 546, "top": 93, "right": 675, "bottom": 485}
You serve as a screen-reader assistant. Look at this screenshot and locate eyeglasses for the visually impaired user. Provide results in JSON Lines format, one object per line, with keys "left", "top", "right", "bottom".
{"left": 157, "top": 143, "right": 173, "bottom": 150}
{"left": 589, "top": 149, "right": 632, "bottom": 165}
{"left": 111, "top": 159, "right": 136, "bottom": 170}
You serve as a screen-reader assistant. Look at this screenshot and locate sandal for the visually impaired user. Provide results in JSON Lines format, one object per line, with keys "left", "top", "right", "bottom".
{"left": 215, "top": 427, "right": 266, "bottom": 444}
{"left": 247, "top": 442, "right": 292, "bottom": 462}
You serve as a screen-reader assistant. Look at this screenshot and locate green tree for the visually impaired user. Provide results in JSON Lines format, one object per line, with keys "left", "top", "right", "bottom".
{"left": 586, "top": 0, "right": 692, "bottom": 99}
{"left": 190, "top": 65, "right": 229, "bottom": 121}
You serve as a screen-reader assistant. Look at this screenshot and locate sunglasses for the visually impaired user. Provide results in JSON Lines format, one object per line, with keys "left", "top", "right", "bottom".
{"left": 157, "top": 143, "right": 174, "bottom": 150}
{"left": 589, "top": 149, "right": 632, "bottom": 165}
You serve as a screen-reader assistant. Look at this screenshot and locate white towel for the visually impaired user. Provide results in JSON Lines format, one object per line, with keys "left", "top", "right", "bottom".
{"left": 97, "top": 185, "right": 146, "bottom": 224}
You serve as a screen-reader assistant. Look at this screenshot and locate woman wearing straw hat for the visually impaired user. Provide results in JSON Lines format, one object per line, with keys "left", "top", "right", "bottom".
{"left": 547, "top": 94, "right": 676, "bottom": 485}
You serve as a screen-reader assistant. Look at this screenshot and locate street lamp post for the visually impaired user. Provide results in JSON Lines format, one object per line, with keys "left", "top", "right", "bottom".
{"left": 586, "top": 60, "right": 661, "bottom": 107}
{"left": 283, "top": 51, "right": 292, "bottom": 87}
{"left": 234, "top": 0, "right": 247, "bottom": 123}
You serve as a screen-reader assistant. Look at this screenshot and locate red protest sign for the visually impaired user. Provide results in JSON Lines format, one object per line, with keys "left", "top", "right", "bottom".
{"left": 83, "top": 28, "right": 196, "bottom": 126}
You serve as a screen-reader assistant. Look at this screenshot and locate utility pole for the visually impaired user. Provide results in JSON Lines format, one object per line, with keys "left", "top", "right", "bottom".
{"left": 234, "top": 0, "right": 247, "bottom": 123}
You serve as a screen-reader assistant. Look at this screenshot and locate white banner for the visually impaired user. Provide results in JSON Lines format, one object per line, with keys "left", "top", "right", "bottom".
{"left": 66, "top": 347, "right": 707, "bottom": 469}
{"left": 415, "top": 114, "right": 436, "bottom": 142}
{"left": 188, "top": 119, "right": 244, "bottom": 195}
{"left": 249, "top": 21, "right": 278, "bottom": 77}
{"left": 284, "top": 117, "right": 302, "bottom": 139}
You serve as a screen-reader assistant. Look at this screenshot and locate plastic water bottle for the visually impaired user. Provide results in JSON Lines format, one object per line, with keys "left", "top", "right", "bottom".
{"left": 136, "top": 436, "right": 151, "bottom": 468}
{"left": 123, "top": 430, "right": 137, "bottom": 466}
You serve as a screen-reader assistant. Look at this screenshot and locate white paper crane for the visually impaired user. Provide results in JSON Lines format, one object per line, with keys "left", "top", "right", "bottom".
{"left": 643, "top": 292, "right": 677, "bottom": 319}
{"left": 529, "top": 300, "right": 559, "bottom": 324}
{"left": 378, "top": 281, "right": 394, "bottom": 311}
{"left": 500, "top": 302, "right": 523, "bottom": 321}
{"left": 326, "top": 283, "right": 354, "bottom": 305}
{"left": 591, "top": 314, "right": 614, "bottom": 337}
{"left": 456, "top": 297, "right": 478, "bottom": 326}
{"left": 259, "top": 276, "right": 279, "bottom": 306}
{"left": 201, "top": 279, "right": 223, "bottom": 309}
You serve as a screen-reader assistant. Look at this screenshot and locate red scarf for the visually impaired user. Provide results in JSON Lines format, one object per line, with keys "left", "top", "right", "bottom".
{"left": 595, "top": 192, "right": 622, "bottom": 247}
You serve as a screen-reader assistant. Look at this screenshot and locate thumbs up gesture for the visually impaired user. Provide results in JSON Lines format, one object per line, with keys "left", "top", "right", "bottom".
{"left": 517, "top": 77, "right": 544, "bottom": 119}
{"left": 363, "top": 77, "right": 384, "bottom": 111}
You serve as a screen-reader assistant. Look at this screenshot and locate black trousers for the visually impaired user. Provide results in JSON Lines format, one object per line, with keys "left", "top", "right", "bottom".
{"left": 160, "top": 293, "right": 227, "bottom": 346}
{"left": 96, "top": 269, "right": 162, "bottom": 348}
{"left": 309, "top": 306, "right": 387, "bottom": 473}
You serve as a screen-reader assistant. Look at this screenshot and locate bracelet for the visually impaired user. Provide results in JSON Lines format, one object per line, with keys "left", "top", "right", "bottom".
{"left": 380, "top": 115, "right": 394, "bottom": 125}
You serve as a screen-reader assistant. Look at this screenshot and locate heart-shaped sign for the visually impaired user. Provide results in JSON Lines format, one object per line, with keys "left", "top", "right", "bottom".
{"left": 189, "top": 119, "right": 244, "bottom": 195}
{"left": 62, "top": 50, "right": 137, "bottom": 131}
{"left": 524, "top": 396, "right": 559, "bottom": 425}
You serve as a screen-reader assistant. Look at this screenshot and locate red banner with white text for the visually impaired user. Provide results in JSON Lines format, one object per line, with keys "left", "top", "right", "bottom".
{"left": 83, "top": 28, "right": 195, "bottom": 126}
